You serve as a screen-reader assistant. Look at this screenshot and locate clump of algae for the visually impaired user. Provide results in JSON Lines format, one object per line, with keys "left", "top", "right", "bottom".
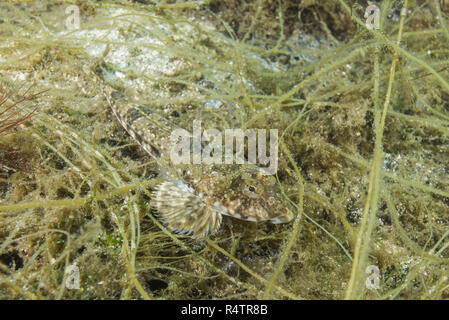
{"left": 0, "top": 0, "right": 448, "bottom": 300}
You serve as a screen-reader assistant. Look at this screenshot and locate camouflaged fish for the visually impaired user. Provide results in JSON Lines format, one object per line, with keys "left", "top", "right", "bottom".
{"left": 93, "top": 65, "right": 294, "bottom": 237}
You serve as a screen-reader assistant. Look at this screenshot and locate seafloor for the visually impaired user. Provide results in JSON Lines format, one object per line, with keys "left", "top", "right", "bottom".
{"left": 0, "top": 0, "right": 448, "bottom": 299}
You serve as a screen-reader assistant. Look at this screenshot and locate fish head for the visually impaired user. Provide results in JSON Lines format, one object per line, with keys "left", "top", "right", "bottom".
{"left": 218, "top": 164, "right": 295, "bottom": 224}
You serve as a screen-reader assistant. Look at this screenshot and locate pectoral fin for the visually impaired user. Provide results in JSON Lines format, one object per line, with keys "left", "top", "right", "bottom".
{"left": 151, "top": 180, "right": 222, "bottom": 237}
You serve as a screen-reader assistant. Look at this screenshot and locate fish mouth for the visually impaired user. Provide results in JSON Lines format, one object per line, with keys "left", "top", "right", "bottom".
{"left": 270, "top": 208, "right": 295, "bottom": 224}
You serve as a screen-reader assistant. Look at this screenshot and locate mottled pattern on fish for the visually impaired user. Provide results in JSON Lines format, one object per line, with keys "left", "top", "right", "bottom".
{"left": 96, "top": 65, "right": 294, "bottom": 237}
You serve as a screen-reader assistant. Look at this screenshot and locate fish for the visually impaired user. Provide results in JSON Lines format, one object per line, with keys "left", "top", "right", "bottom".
{"left": 92, "top": 63, "right": 294, "bottom": 237}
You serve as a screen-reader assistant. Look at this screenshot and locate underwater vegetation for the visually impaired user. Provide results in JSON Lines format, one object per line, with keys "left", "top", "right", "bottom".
{"left": 0, "top": 0, "right": 448, "bottom": 300}
{"left": 0, "top": 83, "right": 46, "bottom": 135}
{"left": 0, "top": 83, "right": 47, "bottom": 186}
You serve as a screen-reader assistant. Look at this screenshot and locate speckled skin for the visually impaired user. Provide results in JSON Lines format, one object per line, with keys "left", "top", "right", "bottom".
{"left": 97, "top": 68, "right": 294, "bottom": 237}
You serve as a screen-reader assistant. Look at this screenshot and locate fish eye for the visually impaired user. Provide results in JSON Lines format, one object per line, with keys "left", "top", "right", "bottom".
{"left": 243, "top": 181, "right": 259, "bottom": 198}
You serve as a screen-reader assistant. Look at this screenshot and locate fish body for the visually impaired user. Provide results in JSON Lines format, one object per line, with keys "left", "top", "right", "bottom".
{"left": 96, "top": 66, "right": 294, "bottom": 237}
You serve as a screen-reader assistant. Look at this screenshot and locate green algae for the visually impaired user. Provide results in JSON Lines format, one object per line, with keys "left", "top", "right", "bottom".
{"left": 0, "top": 0, "right": 448, "bottom": 300}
